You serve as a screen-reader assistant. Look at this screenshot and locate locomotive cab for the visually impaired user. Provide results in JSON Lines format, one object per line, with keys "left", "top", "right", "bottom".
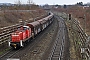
{"left": 9, "top": 26, "right": 31, "bottom": 49}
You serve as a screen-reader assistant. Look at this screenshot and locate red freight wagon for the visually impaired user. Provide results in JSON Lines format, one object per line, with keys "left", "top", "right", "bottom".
{"left": 27, "top": 21, "right": 41, "bottom": 35}
{"left": 38, "top": 19, "right": 46, "bottom": 30}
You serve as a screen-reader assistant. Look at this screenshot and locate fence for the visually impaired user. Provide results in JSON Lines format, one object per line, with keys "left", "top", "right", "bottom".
{"left": 71, "top": 17, "right": 90, "bottom": 60}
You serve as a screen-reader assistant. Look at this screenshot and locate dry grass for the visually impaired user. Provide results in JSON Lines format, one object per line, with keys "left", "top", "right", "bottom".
{"left": 0, "top": 8, "right": 46, "bottom": 28}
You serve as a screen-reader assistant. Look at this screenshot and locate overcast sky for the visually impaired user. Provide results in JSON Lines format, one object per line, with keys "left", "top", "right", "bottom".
{"left": 0, "top": 0, "right": 89, "bottom": 5}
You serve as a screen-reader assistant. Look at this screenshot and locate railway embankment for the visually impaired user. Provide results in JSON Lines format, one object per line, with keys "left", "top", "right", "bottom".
{"left": 56, "top": 12, "right": 90, "bottom": 60}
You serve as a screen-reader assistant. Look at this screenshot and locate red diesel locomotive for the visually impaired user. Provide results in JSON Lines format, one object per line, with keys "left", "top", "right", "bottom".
{"left": 9, "top": 12, "right": 54, "bottom": 49}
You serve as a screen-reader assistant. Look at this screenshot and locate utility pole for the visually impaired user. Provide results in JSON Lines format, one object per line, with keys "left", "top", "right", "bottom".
{"left": 27, "top": 0, "right": 33, "bottom": 9}
{"left": 83, "top": 7, "right": 86, "bottom": 33}
{"left": 84, "top": 14, "right": 86, "bottom": 33}
{"left": 69, "top": 14, "right": 71, "bottom": 20}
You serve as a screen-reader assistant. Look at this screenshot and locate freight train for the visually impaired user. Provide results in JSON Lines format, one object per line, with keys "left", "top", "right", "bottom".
{"left": 9, "top": 12, "right": 54, "bottom": 49}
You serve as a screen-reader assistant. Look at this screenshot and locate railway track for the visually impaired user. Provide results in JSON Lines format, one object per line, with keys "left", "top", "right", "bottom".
{"left": 48, "top": 15, "right": 69, "bottom": 60}
{"left": 0, "top": 48, "right": 22, "bottom": 60}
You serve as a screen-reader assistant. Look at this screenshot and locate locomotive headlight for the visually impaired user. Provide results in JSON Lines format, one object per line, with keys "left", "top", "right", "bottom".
{"left": 8, "top": 42, "right": 11, "bottom": 47}
{"left": 20, "top": 40, "right": 23, "bottom": 47}
{"left": 13, "top": 44, "right": 16, "bottom": 49}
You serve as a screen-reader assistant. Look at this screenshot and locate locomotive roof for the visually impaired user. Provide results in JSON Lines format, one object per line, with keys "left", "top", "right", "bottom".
{"left": 38, "top": 18, "right": 46, "bottom": 24}
{"left": 23, "top": 26, "right": 29, "bottom": 28}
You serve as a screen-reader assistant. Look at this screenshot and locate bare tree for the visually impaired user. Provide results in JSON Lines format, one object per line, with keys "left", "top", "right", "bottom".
{"left": 27, "top": 0, "right": 35, "bottom": 9}
{"left": 27, "top": 0, "right": 33, "bottom": 5}
{"left": 14, "top": 0, "right": 22, "bottom": 9}
{"left": 27, "top": 0, "right": 32, "bottom": 9}
{"left": 17, "top": 0, "right": 22, "bottom": 6}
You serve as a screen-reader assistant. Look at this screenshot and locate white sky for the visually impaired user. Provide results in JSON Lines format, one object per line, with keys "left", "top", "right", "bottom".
{"left": 0, "top": 0, "right": 89, "bottom": 5}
